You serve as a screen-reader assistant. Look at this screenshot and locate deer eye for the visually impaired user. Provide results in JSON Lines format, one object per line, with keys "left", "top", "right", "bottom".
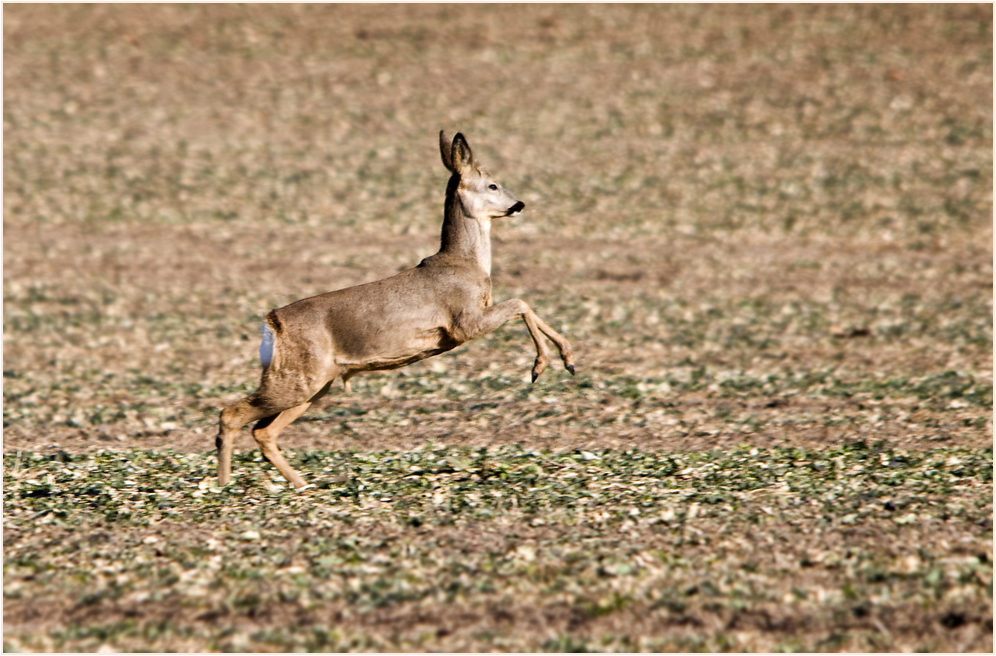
{"left": 488, "top": 184, "right": 499, "bottom": 191}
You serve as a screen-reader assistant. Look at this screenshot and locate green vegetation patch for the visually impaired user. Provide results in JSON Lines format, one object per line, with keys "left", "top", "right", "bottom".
{"left": 4, "top": 445, "right": 992, "bottom": 652}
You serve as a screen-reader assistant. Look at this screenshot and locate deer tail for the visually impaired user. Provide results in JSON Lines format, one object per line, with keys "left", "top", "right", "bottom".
{"left": 259, "top": 311, "right": 282, "bottom": 370}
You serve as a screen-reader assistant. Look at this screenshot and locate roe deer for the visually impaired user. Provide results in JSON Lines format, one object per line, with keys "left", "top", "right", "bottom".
{"left": 216, "top": 131, "right": 576, "bottom": 489}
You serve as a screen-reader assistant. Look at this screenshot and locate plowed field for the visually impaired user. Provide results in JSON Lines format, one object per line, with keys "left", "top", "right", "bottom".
{"left": 4, "top": 4, "right": 992, "bottom": 652}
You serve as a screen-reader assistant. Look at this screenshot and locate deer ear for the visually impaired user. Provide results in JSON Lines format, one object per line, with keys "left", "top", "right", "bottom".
{"left": 439, "top": 130, "right": 454, "bottom": 172}
{"left": 450, "top": 133, "right": 474, "bottom": 174}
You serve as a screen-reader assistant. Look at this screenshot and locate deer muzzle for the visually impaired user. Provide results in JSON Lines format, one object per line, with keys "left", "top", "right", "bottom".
{"left": 507, "top": 201, "right": 525, "bottom": 216}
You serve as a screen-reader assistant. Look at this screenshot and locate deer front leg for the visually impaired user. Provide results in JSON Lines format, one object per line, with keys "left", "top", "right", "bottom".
{"left": 459, "top": 299, "right": 575, "bottom": 382}
{"left": 524, "top": 312, "right": 575, "bottom": 379}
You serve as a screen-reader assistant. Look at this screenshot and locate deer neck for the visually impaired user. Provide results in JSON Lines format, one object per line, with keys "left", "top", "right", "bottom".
{"left": 439, "top": 179, "right": 493, "bottom": 277}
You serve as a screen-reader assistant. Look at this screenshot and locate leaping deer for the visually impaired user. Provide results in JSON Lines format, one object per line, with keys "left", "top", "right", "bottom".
{"left": 216, "top": 131, "right": 576, "bottom": 489}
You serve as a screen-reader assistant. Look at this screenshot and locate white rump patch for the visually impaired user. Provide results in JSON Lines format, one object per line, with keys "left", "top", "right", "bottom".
{"left": 259, "top": 323, "right": 275, "bottom": 369}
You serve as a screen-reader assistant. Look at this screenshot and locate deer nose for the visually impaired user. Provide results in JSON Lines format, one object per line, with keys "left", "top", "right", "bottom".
{"left": 507, "top": 201, "right": 525, "bottom": 216}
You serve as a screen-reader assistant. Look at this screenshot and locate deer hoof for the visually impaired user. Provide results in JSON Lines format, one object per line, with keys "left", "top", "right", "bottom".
{"left": 567, "top": 364, "right": 575, "bottom": 375}
{"left": 532, "top": 357, "right": 549, "bottom": 383}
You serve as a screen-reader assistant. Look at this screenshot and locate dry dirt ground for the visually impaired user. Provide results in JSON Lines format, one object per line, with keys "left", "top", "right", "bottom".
{"left": 3, "top": 4, "right": 992, "bottom": 652}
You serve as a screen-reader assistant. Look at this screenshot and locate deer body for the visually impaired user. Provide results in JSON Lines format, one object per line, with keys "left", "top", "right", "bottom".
{"left": 216, "top": 132, "right": 575, "bottom": 489}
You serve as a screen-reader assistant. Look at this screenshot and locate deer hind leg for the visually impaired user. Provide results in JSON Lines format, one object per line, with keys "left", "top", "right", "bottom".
{"left": 251, "top": 381, "right": 332, "bottom": 489}
{"left": 251, "top": 404, "right": 311, "bottom": 489}
{"left": 217, "top": 397, "right": 274, "bottom": 486}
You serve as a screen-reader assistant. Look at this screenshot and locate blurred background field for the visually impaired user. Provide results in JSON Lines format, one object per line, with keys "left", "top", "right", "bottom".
{"left": 3, "top": 4, "right": 992, "bottom": 652}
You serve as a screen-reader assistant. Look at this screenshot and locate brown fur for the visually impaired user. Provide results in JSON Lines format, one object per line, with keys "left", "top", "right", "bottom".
{"left": 216, "top": 132, "right": 575, "bottom": 488}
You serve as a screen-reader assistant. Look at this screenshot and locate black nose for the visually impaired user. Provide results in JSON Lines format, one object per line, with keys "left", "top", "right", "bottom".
{"left": 508, "top": 201, "right": 525, "bottom": 215}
